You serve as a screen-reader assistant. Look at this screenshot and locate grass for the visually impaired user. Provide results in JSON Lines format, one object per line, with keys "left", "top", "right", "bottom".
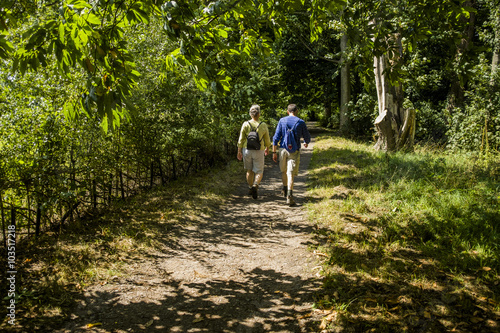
{"left": 306, "top": 134, "right": 500, "bottom": 332}
{"left": 0, "top": 160, "right": 243, "bottom": 332}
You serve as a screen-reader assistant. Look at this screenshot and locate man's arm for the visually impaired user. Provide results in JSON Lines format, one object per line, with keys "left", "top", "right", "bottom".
{"left": 237, "top": 122, "right": 248, "bottom": 160}
{"left": 272, "top": 120, "right": 283, "bottom": 147}
{"left": 300, "top": 121, "right": 311, "bottom": 148}
{"left": 272, "top": 120, "right": 282, "bottom": 162}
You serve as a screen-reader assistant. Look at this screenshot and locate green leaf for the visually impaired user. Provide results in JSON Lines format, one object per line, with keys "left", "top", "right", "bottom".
{"left": 85, "top": 13, "right": 101, "bottom": 25}
{"left": 217, "top": 29, "right": 228, "bottom": 38}
{"left": 59, "top": 23, "right": 65, "bottom": 44}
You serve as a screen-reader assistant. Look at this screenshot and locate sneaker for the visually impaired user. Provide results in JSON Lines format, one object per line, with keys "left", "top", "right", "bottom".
{"left": 281, "top": 186, "right": 287, "bottom": 198}
{"left": 286, "top": 195, "right": 296, "bottom": 206}
{"left": 251, "top": 186, "right": 258, "bottom": 199}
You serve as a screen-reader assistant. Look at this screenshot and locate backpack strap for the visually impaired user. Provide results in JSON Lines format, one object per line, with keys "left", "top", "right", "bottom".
{"left": 247, "top": 121, "right": 255, "bottom": 131}
{"left": 247, "top": 121, "right": 263, "bottom": 130}
{"left": 285, "top": 119, "right": 300, "bottom": 130}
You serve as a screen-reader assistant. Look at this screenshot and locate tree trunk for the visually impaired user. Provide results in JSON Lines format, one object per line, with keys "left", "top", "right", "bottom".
{"left": 340, "top": 32, "right": 351, "bottom": 134}
{"left": 0, "top": 193, "right": 6, "bottom": 247}
{"left": 35, "top": 205, "right": 41, "bottom": 237}
{"left": 119, "top": 170, "right": 125, "bottom": 199}
{"left": 491, "top": 5, "right": 500, "bottom": 84}
{"left": 10, "top": 208, "right": 15, "bottom": 228}
{"left": 324, "top": 102, "right": 332, "bottom": 126}
{"left": 492, "top": 51, "right": 499, "bottom": 81}
{"left": 92, "top": 178, "right": 97, "bottom": 209}
{"left": 373, "top": 37, "right": 415, "bottom": 152}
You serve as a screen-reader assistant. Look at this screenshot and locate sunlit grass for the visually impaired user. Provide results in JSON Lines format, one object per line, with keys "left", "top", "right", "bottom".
{"left": 307, "top": 134, "right": 500, "bottom": 332}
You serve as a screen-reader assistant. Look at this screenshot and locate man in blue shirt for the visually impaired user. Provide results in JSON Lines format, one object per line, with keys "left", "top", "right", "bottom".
{"left": 272, "top": 104, "right": 311, "bottom": 206}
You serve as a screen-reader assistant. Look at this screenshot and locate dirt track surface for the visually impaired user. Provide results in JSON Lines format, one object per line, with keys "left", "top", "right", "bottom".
{"left": 55, "top": 126, "right": 322, "bottom": 333}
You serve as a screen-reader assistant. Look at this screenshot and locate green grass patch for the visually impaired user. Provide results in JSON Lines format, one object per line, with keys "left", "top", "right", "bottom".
{"left": 307, "top": 134, "right": 500, "bottom": 332}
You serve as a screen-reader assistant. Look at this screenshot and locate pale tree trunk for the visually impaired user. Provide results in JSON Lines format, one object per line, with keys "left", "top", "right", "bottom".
{"left": 484, "top": 4, "right": 499, "bottom": 151}
{"left": 491, "top": 51, "right": 499, "bottom": 80}
{"left": 490, "top": 5, "right": 500, "bottom": 84}
{"left": 340, "top": 32, "right": 351, "bottom": 134}
{"left": 373, "top": 33, "right": 415, "bottom": 152}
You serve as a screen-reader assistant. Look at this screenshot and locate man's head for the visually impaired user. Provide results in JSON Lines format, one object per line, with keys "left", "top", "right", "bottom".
{"left": 287, "top": 104, "right": 298, "bottom": 115}
{"left": 249, "top": 104, "right": 260, "bottom": 119}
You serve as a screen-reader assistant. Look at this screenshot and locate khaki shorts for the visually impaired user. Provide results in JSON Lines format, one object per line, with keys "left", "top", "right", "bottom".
{"left": 243, "top": 148, "right": 265, "bottom": 174}
{"left": 279, "top": 148, "right": 300, "bottom": 176}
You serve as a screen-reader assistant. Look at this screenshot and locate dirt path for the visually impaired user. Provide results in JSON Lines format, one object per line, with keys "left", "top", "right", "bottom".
{"left": 56, "top": 126, "right": 322, "bottom": 333}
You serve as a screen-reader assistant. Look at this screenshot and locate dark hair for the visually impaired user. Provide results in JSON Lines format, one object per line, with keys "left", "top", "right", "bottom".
{"left": 287, "top": 104, "right": 298, "bottom": 114}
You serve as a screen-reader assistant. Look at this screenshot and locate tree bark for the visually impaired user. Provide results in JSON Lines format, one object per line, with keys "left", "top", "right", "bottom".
{"left": 491, "top": 5, "right": 500, "bottom": 84}
{"left": 0, "top": 193, "right": 6, "bottom": 247}
{"left": 373, "top": 32, "right": 415, "bottom": 152}
{"left": 492, "top": 51, "right": 499, "bottom": 80}
{"left": 340, "top": 32, "right": 351, "bottom": 134}
{"left": 35, "top": 205, "right": 41, "bottom": 237}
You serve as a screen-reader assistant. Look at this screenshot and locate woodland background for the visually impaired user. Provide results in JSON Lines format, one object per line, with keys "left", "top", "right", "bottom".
{"left": 0, "top": 0, "right": 498, "bottom": 265}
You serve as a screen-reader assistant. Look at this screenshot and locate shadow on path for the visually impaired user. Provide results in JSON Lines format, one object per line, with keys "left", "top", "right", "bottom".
{"left": 54, "top": 123, "right": 324, "bottom": 333}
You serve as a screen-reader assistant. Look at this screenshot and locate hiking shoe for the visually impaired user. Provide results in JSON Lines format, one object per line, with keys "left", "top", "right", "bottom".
{"left": 281, "top": 186, "right": 288, "bottom": 198}
{"left": 251, "top": 185, "right": 258, "bottom": 199}
{"left": 286, "top": 195, "right": 296, "bottom": 206}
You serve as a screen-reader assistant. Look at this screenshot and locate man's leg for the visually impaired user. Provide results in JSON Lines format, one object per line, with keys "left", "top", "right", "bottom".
{"left": 286, "top": 170, "right": 296, "bottom": 206}
{"left": 281, "top": 172, "right": 288, "bottom": 197}
{"left": 250, "top": 150, "right": 265, "bottom": 199}
{"left": 278, "top": 149, "right": 289, "bottom": 198}
{"left": 254, "top": 173, "right": 263, "bottom": 186}
{"left": 286, "top": 151, "right": 300, "bottom": 206}
{"left": 243, "top": 148, "right": 255, "bottom": 195}
{"left": 246, "top": 170, "right": 255, "bottom": 190}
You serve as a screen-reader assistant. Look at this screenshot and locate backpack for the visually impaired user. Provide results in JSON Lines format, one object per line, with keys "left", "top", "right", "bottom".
{"left": 246, "top": 121, "right": 262, "bottom": 150}
{"left": 282, "top": 119, "right": 300, "bottom": 153}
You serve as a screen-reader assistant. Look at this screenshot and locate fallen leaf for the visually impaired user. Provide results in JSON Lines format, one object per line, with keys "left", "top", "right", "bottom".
{"left": 314, "top": 251, "right": 328, "bottom": 257}
{"left": 471, "top": 317, "right": 484, "bottom": 323}
{"left": 145, "top": 319, "right": 154, "bottom": 327}
{"left": 325, "top": 311, "right": 337, "bottom": 322}
{"left": 86, "top": 322, "right": 102, "bottom": 328}
{"left": 482, "top": 267, "right": 491, "bottom": 271}
{"left": 424, "top": 311, "right": 432, "bottom": 319}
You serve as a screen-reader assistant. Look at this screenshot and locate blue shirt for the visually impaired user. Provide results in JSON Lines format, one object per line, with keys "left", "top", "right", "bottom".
{"left": 272, "top": 115, "right": 311, "bottom": 149}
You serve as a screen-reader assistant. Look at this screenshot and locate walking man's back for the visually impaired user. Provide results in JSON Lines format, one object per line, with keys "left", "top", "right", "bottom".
{"left": 272, "top": 104, "right": 311, "bottom": 206}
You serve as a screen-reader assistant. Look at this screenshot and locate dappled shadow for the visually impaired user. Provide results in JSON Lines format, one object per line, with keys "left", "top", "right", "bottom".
{"left": 23, "top": 123, "right": 326, "bottom": 332}
{"left": 53, "top": 268, "right": 321, "bottom": 332}
{"left": 315, "top": 229, "right": 500, "bottom": 332}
